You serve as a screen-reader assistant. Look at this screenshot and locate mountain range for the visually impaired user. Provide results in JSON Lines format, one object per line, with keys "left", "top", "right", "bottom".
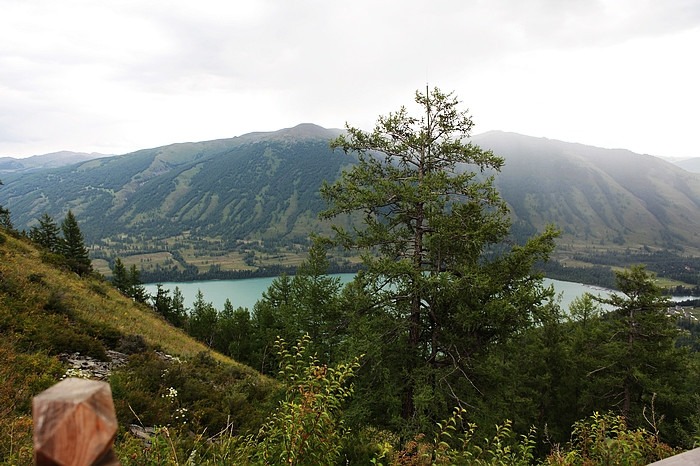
{"left": 1, "top": 124, "right": 699, "bottom": 275}
{"left": 0, "top": 151, "right": 111, "bottom": 173}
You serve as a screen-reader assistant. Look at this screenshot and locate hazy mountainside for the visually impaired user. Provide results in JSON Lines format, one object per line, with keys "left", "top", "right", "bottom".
{"left": 0, "top": 151, "right": 111, "bottom": 173}
{"left": 472, "top": 131, "right": 700, "bottom": 252}
{"left": 2, "top": 125, "right": 700, "bottom": 274}
{"left": 674, "top": 157, "right": 700, "bottom": 174}
{"left": 2, "top": 124, "right": 349, "bottom": 244}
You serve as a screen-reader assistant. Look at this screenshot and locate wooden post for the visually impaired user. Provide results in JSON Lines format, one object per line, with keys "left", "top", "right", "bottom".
{"left": 33, "top": 377, "right": 119, "bottom": 466}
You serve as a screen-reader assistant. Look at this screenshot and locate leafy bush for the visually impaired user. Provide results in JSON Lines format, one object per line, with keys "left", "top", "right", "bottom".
{"left": 117, "top": 334, "right": 149, "bottom": 355}
{"left": 28, "top": 272, "right": 44, "bottom": 284}
{"left": 545, "top": 411, "right": 677, "bottom": 465}
{"left": 240, "top": 335, "right": 360, "bottom": 465}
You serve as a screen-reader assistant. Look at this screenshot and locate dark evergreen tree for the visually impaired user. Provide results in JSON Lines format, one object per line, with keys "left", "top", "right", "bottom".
{"left": 188, "top": 289, "right": 219, "bottom": 347}
{"left": 248, "top": 239, "right": 344, "bottom": 373}
{"left": 170, "top": 286, "right": 188, "bottom": 328}
{"left": 128, "top": 264, "right": 148, "bottom": 303}
{"left": 217, "top": 299, "right": 252, "bottom": 362}
{"left": 320, "top": 87, "right": 558, "bottom": 432}
{"left": 29, "top": 213, "right": 61, "bottom": 253}
{"left": 250, "top": 273, "right": 295, "bottom": 374}
{"left": 152, "top": 283, "right": 173, "bottom": 318}
{"left": 588, "top": 266, "right": 692, "bottom": 438}
{"left": 288, "top": 237, "right": 344, "bottom": 361}
{"left": 111, "top": 258, "right": 130, "bottom": 295}
{"left": 60, "top": 210, "right": 92, "bottom": 275}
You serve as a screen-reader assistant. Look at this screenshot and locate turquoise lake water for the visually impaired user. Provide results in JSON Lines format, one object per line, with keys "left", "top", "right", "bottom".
{"left": 144, "top": 275, "right": 620, "bottom": 312}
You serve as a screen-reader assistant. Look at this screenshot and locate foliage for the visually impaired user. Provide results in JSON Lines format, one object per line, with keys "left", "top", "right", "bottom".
{"left": 60, "top": 210, "right": 93, "bottom": 275}
{"left": 151, "top": 283, "right": 188, "bottom": 328}
{"left": 589, "top": 266, "right": 688, "bottom": 429}
{"left": 111, "top": 257, "right": 130, "bottom": 294}
{"left": 28, "top": 213, "right": 61, "bottom": 253}
{"left": 218, "top": 299, "right": 252, "bottom": 361}
{"left": 545, "top": 411, "right": 676, "bottom": 465}
{"left": 111, "top": 350, "right": 271, "bottom": 437}
{"left": 390, "top": 408, "right": 536, "bottom": 465}
{"left": 188, "top": 290, "right": 219, "bottom": 347}
{"left": 115, "top": 335, "right": 358, "bottom": 465}
{"left": 574, "top": 249, "right": 700, "bottom": 288}
{"left": 229, "top": 335, "right": 360, "bottom": 465}
{"left": 320, "top": 87, "right": 558, "bottom": 431}
{"left": 248, "top": 238, "right": 345, "bottom": 373}
{"left": 111, "top": 258, "right": 148, "bottom": 302}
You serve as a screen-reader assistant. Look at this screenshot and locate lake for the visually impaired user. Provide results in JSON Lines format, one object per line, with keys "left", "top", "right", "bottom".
{"left": 144, "top": 275, "right": 631, "bottom": 312}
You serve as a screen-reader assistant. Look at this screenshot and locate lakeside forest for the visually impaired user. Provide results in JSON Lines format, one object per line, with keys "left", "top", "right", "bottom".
{"left": 2, "top": 88, "right": 700, "bottom": 464}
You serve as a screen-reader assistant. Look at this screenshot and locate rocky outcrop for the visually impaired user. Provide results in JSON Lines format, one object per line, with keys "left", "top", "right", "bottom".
{"left": 59, "top": 350, "right": 129, "bottom": 380}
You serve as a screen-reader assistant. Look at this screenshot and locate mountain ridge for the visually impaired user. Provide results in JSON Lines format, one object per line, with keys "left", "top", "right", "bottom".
{"left": 1, "top": 125, "right": 699, "bottom": 276}
{"left": 0, "top": 151, "right": 112, "bottom": 173}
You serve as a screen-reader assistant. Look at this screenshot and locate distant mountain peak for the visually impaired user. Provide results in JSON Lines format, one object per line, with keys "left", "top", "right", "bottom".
{"left": 234, "top": 124, "right": 343, "bottom": 144}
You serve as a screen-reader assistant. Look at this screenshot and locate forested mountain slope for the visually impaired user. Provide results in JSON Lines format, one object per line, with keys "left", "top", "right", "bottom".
{"left": 2, "top": 124, "right": 348, "bottom": 243}
{"left": 473, "top": 131, "right": 700, "bottom": 253}
{"left": 2, "top": 125, "right": 699, "bottom": 275}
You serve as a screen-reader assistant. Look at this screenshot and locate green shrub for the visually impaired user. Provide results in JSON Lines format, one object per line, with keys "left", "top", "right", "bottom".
{"left": 28, "top": 272, "right": 44, "bottom": 284}
{"left": 43, "top": 290, "right": 73, "bottom": 317}
{"left": 545, "top": 411, "right": 677, "bottom": 465}
{"left": 117, "top": 334, "right": 149, "bottom": 355}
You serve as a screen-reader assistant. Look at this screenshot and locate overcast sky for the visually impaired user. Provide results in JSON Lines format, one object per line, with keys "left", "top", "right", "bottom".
{"left": 1, "top": 0, "right": 699, "bottom": 159}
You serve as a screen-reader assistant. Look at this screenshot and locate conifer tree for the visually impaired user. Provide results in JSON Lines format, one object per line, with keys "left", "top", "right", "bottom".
{"left": 590, "top": 266, "right": 688, "bottom": 430}
{"left": 60, "top": 210, "right": 92, "bottom": 275}
{"left": 188, "top": 289, "right": 219, "bottom": 347}
{"left": 30, "top": 213, "right": 61, "bottom": 253}
{"left": 170, "top": 286, "right": 188, "bottom": 328}
{"left": 218, "top": 299, "right": 252, "bottom": 361}
{"left": 111, "top": 258, "right": 130, "bottom": 295}
{"left": 128, "top": 264, "right": 148, "bottom": 303}
{"left": 152, "top": 283, "right": 173, "bottom": 317}
{"left": 321, "top": 87, "right": 558, "bottom": 429}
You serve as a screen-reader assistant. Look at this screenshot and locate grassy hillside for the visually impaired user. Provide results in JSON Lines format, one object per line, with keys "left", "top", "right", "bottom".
{"left": 0, "top": 228, "right": 274, "bottom": 463}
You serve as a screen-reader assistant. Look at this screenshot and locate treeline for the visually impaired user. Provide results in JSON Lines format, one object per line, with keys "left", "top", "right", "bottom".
{"left": 538, "top": 253, "right": 700, "bottom": 296}
{"left": 138, "top": 260, "right": 363, "bottom": 283}
{"left": 538, "top": 260, "right": 617, "bottom": 289}
{"left": 576, "top": 249, "right": 700, "bottom": 287}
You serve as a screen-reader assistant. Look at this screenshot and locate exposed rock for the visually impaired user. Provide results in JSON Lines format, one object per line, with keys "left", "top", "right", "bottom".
{"left": 59, "top": 350, "right": 129, "bottom": 380}
{"left": 128, "top": 425, "right": 157, "bottom": 447}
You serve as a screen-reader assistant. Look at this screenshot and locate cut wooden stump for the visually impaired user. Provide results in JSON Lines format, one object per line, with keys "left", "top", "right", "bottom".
{"left": 33, "top": 377, "right": 119, "bottom": 466}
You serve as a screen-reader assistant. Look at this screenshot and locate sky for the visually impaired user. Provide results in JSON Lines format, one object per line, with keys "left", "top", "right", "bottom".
{"left": 1, "top": 0, "right": 699, "bottom": 160}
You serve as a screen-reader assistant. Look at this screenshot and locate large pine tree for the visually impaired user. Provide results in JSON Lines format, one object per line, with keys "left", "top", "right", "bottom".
{"left": 320, "top": 87, "right": 558, "bottom": 431}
